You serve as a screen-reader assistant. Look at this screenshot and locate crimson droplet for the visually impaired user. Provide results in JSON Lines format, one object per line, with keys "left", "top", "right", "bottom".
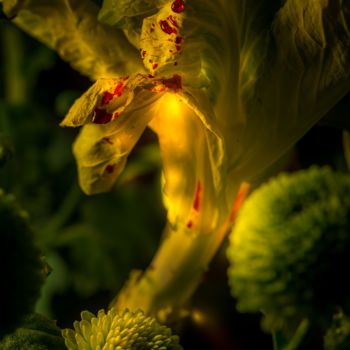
{"left": 106, "top": 164, "right": 114, "bottom": 173}
{"left": 171, "top": 0, "right": 185, "bottom": 13}
{"left": 168, "top": 15, "right": 178, "bottom": 28}
{"left": 93, "top": 108, "right": 113, "bottom": 124}
{"left": 101, "top": 91, "right": 114, "bottom": 105}
{"left": 163, "top": 74, "right": 182, "bottom": 90}
{"left": 160, "top": 20, "right": 174, "bottom": 34}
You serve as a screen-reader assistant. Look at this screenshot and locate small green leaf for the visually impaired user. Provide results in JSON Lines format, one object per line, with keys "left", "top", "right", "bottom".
{"left": 0, "top": 190, "right": 45, "bottom": 339}
{"left": 0, "top": 313, "right": 66, "bottom": 350}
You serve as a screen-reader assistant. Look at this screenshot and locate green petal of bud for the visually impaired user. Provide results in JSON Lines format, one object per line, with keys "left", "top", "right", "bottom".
{"left": 0, "top": 313, "right": 66, "bottom": 349}
{"left": 0, "top": 189, "right": 44, "bottom": 338}
{"left": 62, "top": 308, "right": 183, "bottom": 350}
{"left": 227, "top": 167, "right": 350, "bottom": 333}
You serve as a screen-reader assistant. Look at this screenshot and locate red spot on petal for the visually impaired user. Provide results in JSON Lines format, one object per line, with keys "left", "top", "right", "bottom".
{"left": 174, "top": 61, "right": 178, "bottom": 66}
{"left": 153, "top": 63, "right": 158, "bottom": 70}
{"left": 150, "top": 28, "right": 154, "bottom": 32}
{"left": 168, "top": 15, "right": 178, "bottom": 28}
{"left": 187, "top": 220, "right": 193, "bottom": 229}
{"left": 171, "top": 0, "right": 185, "bottom": 13}
{"left": 148, "top": 74, "right": 155, "bottom": 79}
{"left": 193, "top": 181, "right": 201, "bottom": 211}
{"left": 169, "top": 49, "right": 173, "bottom": 53}
{"left": 160, "top": 20, "right": 174, "bottom": 34}
{"left": 101, "top": 82, "right": 125, "bottom": 105}
{"left": 142, "top": 50, "right": 147, "bottom": 57}
{"left": 106, "top": 164, "right": 114, "bottom": 173}
{"left": 149, "top": 59, "right": 153, "bottom": 63}
{"left": 176, "top": 45, "right": 182, "bottom": 51}
{"left": 175, "top": 36, "right": 183, "bottom": 44}
{"left": 93, "top": 108, "right": 113, "bottom": 124}
{"left": 114, "top": 82, "right": 124, "bottom": 97}
{"left": 163, "top": 74, "right": 182, "bottom": 90}
{"left": 101, "top": 91, "right": 115, "bottom": 105}
{"left": 103, "top": 137, "right": 113, "bottom": 145}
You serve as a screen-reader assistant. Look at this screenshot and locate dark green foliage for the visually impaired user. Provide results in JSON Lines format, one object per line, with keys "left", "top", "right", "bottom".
{"left": 0, "top": 313, "right": 66, "bottom": 350}
{"left": 324, "top": 312, "right": 350, "bottom": 350}
{"left": 0, "top": 190, "right": 44, "bottom": 338}
{"left": 0, "top": 133, "right": 13, "bottom": 167}
{"left": 227, "top": 167, "right": 350, "bottom": 333}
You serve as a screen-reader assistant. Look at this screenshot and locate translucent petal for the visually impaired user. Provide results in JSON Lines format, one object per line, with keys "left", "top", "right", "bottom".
{"left": 71, "top": 90, "right": 159, "bottom": 194}
{"left": 225, "top": 0, "right": 350, "bottom": 182}
{"left": 11, "top": 0, "right": 144, "bottom": 80}
{"left": 149, "top": 92, "right": 228, "bottom": 233}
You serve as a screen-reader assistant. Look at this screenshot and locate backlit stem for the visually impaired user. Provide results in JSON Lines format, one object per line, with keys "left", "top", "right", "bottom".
{"left": 111, "top": 183, "right": 249, "bottom": 321}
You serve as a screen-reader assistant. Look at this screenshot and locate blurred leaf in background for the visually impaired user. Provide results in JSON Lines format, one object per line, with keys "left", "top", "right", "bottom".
{"left": 0, "top": 17, "right": 164, "bottom": 323}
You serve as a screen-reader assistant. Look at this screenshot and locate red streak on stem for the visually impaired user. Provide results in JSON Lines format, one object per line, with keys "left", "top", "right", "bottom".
{"left": 193, "top": 181, "right": 201, "bottom": 211}
{"left": 230, "top": 185, "right": 249, "bottom": 222}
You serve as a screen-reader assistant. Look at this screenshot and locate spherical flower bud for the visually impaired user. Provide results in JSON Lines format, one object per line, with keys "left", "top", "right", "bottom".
{"left": 0, "top": 313, "right": 66, "bottom": 349}
{"left": 62, "top": 308, "right": 183, "bottom": 350}
{"left": 227, "top": 167, "right": 350, "bottom": 332}
{"left": 0, "top": 189, "right": 44, "bottom": 338}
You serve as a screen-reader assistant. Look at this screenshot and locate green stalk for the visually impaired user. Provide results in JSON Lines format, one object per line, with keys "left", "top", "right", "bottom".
{"left": 273, "top": 319, "right": 312, "bottom": 350}
{"left": 2, "top": 23, "right": 27, "bottom": 105}
{"left": 112, "top": 221, "right": 231, "bottom": 321}
{"left": 111, "top": 183, "right": 249, "bottom": 322}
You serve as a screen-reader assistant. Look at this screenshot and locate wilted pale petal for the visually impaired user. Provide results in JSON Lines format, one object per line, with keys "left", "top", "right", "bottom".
{"left": 65, "top": 74, "right": 164, "bottom": 194}
{"left": 5, "top": 0, "right": 144, "bottom": 80}
{"left": 225, "top": 0, "right": 350, "bottom": 182}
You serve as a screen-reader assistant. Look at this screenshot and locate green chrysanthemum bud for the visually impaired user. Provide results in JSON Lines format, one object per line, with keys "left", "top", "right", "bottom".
{"left": 62, "top": 308, "right": 183, "bottom": 350}
{"left": 0, "top": 313, "right": 66, "bottom": 350}
{"left": 227, "top": 167, "right": 350, "bottom": 332}
{"left": 0, "top": 189, "right": 44, "bottom": 338}
{"left": 324, "top": 312, "right": 350, "bottom": 350}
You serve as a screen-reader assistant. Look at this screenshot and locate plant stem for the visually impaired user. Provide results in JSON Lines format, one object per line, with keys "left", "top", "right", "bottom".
{"left": 39, "top": 182, "right": 81, "bottom": 248}
{"left": 2, "top": 23, "right": 27, "bottom": 105}
{"left": 111, "top": 183, "right": 249, "bottom": 322}
{"left": 272, "top": 319, "right": 312, "bottom": 350}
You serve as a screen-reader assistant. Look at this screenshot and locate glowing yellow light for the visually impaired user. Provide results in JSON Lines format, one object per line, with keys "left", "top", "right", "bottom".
{"left": 192, "top": 310, "right": 206, "bottom": 326}
{"left": 160, "top": 92, "right": 183, "bottom": 116}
